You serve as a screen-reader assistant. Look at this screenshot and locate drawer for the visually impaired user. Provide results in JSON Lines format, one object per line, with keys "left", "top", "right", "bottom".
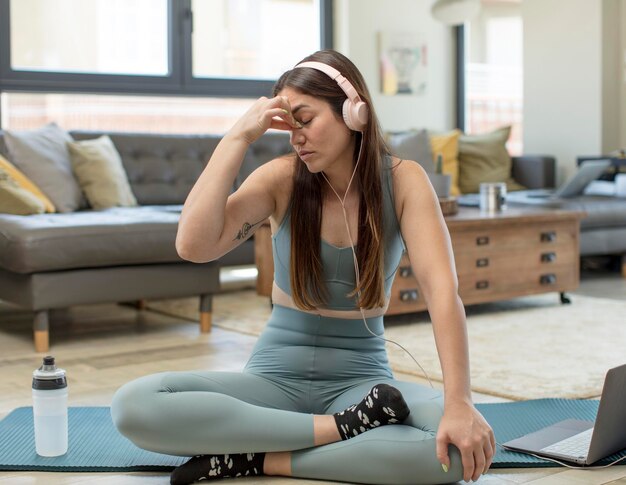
{"left": 388, "top": 257, "right": 425, "bottom": 314}
{"left": 458, "top": 264, "right": 578, "bottom": 301}
{"left": 386, "top": 288, "right": 426, "bottom": 315}
{"left": 450, "top": 221, "right": 578, "bottom": 252}
{"left": 453, "top": 244, "right": 578, "bottom": 277}
{"left": 386, "top": 211, "right": 582, "bottom": 316}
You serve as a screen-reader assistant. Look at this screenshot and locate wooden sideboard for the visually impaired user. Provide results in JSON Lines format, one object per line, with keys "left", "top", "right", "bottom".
{"left": 254, "top": 206, "right": 586, "bottom": 315}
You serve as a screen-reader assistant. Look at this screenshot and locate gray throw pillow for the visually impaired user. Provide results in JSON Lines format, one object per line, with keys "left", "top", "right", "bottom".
{"left": 387, "top": 129, "right": 434, "bottom": 172}
{"left": 4, "top": 123, "right": 87, "bottom": 212}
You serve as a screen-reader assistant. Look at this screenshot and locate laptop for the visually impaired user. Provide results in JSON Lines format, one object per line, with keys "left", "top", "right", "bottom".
{"left": 502, "top": 364, "right": 626, "bottom": 465}
{"left": 507, "top": 159, "right": 611, "bottom": 204}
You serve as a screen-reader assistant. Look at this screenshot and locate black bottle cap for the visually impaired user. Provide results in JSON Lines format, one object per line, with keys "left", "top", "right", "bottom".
{"left": 32, "top": 356, "right": 67, "bottom": 390}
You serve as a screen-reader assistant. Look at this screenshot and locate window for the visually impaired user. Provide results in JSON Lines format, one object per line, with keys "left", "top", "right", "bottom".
{"left": 0, "top": 0, "right": 332, "bottom": 132}
{"left": 10, "top": 0, "right": 169, "bottom": 76}
{"left": 0, "top": 92, "right": 253, "bottom": 134}
{"left": 457, "top": 0, "right": 523, "bottom": 154}
{"left": 191, "top": 0, "right": 321, "bottom": 80}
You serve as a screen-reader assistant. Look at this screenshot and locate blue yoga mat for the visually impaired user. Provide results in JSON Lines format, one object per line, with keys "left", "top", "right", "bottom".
{"left": 0, "top": 400, "right": 625, "bottom": 471}
{"left": 477, "top": 399, "right": 626, "bottom": 467}
{"left": 0, "top": 407, "right": 186, "bottom": 471}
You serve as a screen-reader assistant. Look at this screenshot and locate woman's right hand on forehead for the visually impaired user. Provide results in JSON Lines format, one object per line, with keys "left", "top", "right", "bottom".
{"left": 230, "top": 95, "right": 302, "bottom": 145}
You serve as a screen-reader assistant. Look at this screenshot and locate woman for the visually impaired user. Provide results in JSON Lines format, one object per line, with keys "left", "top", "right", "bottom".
{"left": 111, "top": 49, "right": 495, "bottom": 485}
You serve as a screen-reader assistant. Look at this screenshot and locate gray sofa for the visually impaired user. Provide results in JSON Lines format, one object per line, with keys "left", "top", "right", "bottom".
{"left": 2, "top": 125, "right": 622, "bottom": 354}
{"left": 506, "top": 159, "right": 626, "bottom": 267}
{"left": 0, "top": 130, "right": 292, "bottom": 352}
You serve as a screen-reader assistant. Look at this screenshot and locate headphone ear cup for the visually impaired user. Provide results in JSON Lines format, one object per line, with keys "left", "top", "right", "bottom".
{"left": 342, "top": 99, "right": 368, "bottom": 132}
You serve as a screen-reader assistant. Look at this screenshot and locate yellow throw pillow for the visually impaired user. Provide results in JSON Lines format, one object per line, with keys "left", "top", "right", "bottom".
{"left": 429, "top": 130, "right": 461, "bottom": 196}
{"left": 0, "top": 155, "right": 55, "bottom": 212}
{"left": 67, "top": 136, "right": 137, "bottom": 210}
{"left": 0, "top": 165, "right": 46, "bottom": 215}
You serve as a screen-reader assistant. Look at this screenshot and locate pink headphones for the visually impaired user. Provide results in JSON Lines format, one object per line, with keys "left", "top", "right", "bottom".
{"left": 294, "top": 61, "right": 369, "bottom": 132}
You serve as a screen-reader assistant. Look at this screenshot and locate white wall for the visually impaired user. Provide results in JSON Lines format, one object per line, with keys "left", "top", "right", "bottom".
{"left": 333, "top": 0, "right": 456, "bottom": 132}
{"left": 602, "top": 0, "right": 621, "bottom": 155}
{"left": 523, "top": 0, "right": 603, "bottom": 181}
{"left": 617, "top": 0, "right": 626, "bottom": 149}
{"left": 523, "top": 0, "right": 625, "bottom": 181}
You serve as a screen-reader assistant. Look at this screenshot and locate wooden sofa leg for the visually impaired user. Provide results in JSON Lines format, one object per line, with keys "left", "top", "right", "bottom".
{"left": 622, "top": 254, "right": 626, "bottom": 278}
{"left": 200, "top": 312, "right": 212, "bottom": 333}
{"left": 199, "top": 294, "right": 212, "bottom": 333}
{"left": 33, "top": 310, "right": 50, "bottom": 353}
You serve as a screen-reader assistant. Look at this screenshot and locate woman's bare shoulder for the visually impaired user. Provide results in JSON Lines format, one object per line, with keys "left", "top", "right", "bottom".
{"left": 387, "top": 155, "right": 437, "bottom": 224}
{"left": 389, "top": 156, "right": 432, "bottom": 197}
{"left": 267, "top": 154, "right": 296, "bottom": 174}
{"left": 261, "top": 155, "right": 296, "bottom": 192}
{"left": 256, "top": 155, "right": 296, "bottom": 226}
{"left": 244, "top": 154, "right": 295, "bottom": 190}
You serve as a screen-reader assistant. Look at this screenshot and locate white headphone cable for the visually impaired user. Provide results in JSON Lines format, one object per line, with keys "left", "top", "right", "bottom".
{"left": 320, "top": 138, "right": 434, "bottom": 388}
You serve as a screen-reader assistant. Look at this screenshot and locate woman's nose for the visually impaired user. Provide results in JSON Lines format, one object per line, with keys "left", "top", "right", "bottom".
{"left": 290, "top": 127, "right": 304, "bottom": 146}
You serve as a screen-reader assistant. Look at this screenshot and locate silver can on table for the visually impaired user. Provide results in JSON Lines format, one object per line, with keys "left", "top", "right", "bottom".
{"left": 479, "top": 182, "right": 507, "bottom": 213}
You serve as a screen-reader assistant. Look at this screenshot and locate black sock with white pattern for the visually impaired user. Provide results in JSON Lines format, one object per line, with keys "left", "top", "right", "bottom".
{"left": 170, "top": 452, "right": 265, "bottom": 484}
{"left": 333, "top": 383, "right": 410, "bottom": 440}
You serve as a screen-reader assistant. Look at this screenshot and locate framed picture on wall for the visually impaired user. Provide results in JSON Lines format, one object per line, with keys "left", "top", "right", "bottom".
{"left": 378, "top": 31, "right": 428, "bottom": 96}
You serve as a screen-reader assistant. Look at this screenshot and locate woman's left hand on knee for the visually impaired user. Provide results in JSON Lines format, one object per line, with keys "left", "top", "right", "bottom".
{"left": 435, "top": 399, "right": 495, "bottom": 482}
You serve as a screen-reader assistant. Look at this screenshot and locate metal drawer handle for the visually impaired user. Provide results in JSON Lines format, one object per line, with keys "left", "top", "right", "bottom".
{"left": 476, "top": 258, "right": 489, "bottom": 268}
{"left": 400, "top": 289, "right": 419, "bottom": 302}
{"left": 399, "top": 266, "right": 413, "bottom": 278}
{"left": 541, "top": 231, "right": 557, "bottom": 243}
{"left": 476, "top": 280, "right": 489, "bottom": 290}
{"left": 540, "top": 274, "right": 557, "bottom": 285}
{"left": 476, "top": 236, "right": 490, "bottom": 246}
{"left": 541, "top": 252, "right": 556, "bottom": 263}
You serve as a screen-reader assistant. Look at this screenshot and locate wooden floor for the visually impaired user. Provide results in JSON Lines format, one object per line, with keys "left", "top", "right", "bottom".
{"left": 1, "top": 263, "right": 625, "bottom": 484}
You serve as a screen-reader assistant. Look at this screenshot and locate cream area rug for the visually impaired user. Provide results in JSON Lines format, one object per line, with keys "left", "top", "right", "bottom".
{"left": 147, "top": 291, "right": 626, "bottom": 401}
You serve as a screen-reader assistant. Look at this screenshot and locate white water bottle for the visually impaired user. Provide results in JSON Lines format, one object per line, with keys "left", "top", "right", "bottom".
{"left": 32, "top": 356, "right": 68, "bottom": 457}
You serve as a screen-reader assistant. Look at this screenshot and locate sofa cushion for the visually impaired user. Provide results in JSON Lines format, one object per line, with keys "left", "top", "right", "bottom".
{"left": 509, "top": 195, "right": 626, "bottom": 231}
{"left": 0, "top": 167, "right": 46, "bottom": 215}
{"left": 0, "top": 155, "right": 56, "bottom": 212}
{"left": 458, "top": 126, "right": 525, "bottom": 194}
{"left": 576, "top": 197, "right": 626, "bottom": 229}
{"left": 386, "top": 130, "right": 434, "bottom": 172}
{"left": 3, "top": 123, "right": 88, "bottom": 212}
{"left": 0, "top": 206, "right": 185, "bottom": 273}
{"left": 68, "top": 135, "right": 138, "bottom": 210}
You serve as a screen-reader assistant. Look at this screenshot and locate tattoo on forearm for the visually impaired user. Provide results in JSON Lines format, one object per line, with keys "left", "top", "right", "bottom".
{"left": 233, "top": 219, "right": 264, "bottom": 241}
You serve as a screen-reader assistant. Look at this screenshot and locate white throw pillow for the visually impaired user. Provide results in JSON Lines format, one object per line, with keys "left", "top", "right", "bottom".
{"left": 67, "top": 136, "right": 137, "bottom": 210}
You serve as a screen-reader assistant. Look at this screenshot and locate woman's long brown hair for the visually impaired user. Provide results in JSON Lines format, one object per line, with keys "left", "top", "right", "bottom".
{"left": 273, "top": 50, "right": 390, "bottom": 310}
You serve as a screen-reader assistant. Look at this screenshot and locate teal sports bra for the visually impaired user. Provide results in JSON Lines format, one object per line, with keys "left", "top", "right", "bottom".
{"left": 271, "top": 157, "right": 406, "bottom": 312}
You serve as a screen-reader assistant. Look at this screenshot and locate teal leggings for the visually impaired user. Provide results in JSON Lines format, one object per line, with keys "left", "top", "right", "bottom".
{"left": 111, "top": 306, "right": 463, "bottom": 484}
